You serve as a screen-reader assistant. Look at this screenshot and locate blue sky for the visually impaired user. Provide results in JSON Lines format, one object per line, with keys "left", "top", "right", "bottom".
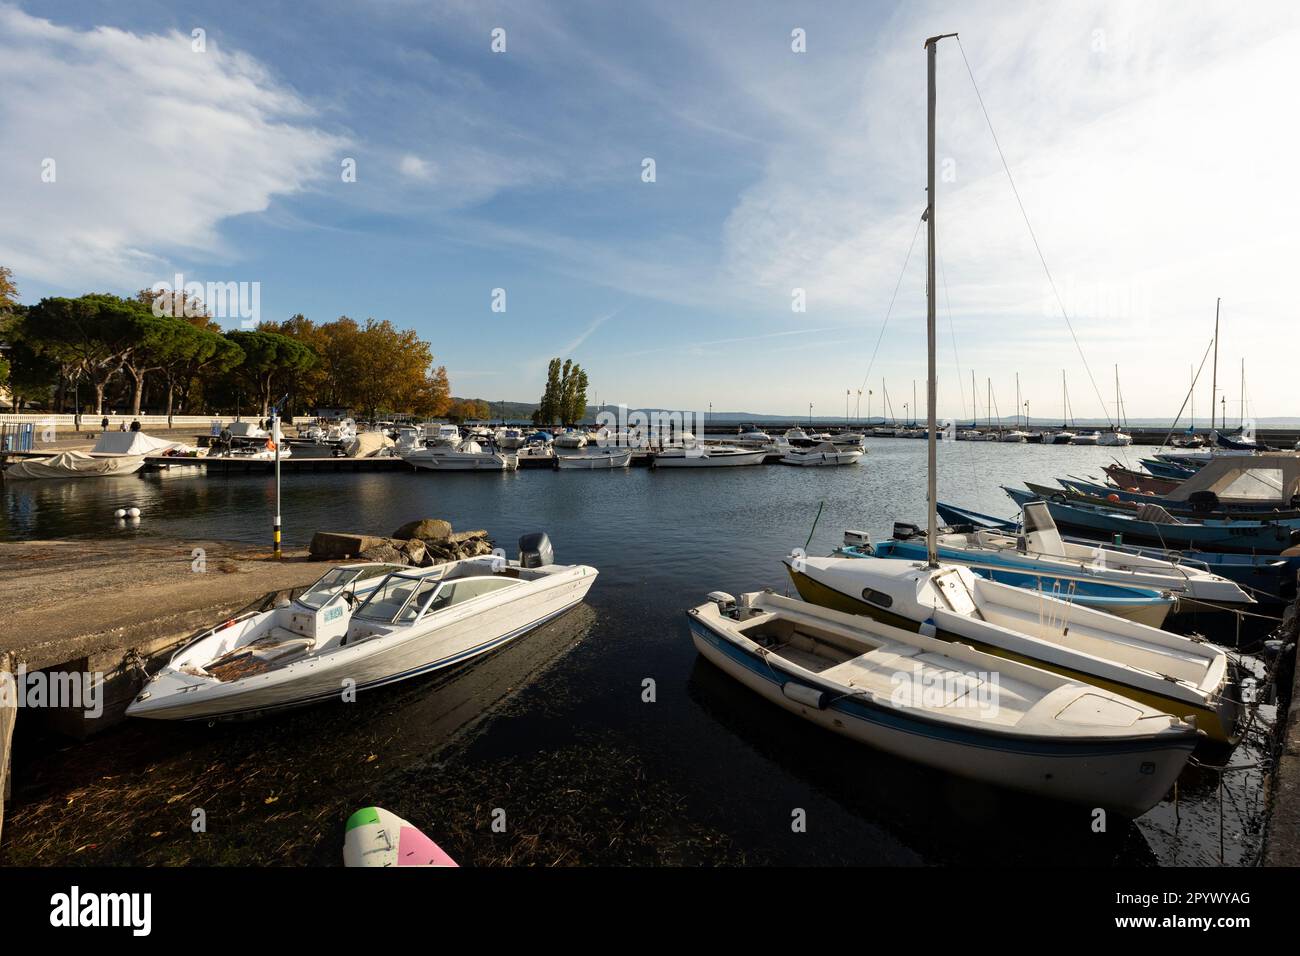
{"left": 3, "top": 1, "right": 1298, "bottom": 420}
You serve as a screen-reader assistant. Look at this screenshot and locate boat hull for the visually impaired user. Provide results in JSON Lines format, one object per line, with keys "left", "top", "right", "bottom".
{"left": 654, "top": 449, "right": 767, "bottom": 467}
{"left": 555, "top": 449, "right": 632, "bottom": 469}
{"left": 1004, "top": 488, "right": 1300, "bottom": 554}
{"left": 129, "top": 568, "right": 595, "bottom": 720}
{"left": 851, "top": 542, "right": 1175, "bottom": 627}
{"left": 688, "top": 613, "right": 1194, "bottom": 816}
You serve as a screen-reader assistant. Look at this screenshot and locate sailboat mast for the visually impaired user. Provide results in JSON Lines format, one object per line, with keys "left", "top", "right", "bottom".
{"left": 1240, "top": 358, "right": 1245, "bottom": 428}
{"left": 1210, "top": 297, "right": 1220, "bottom": 432}
{"left": 924, "top": 33, "right": 954, "bottom": 567}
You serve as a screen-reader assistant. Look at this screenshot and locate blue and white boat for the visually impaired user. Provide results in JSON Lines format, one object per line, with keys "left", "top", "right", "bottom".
{"left": 839, "top": 538, "right": 1172, "bottom": 629}
{"left": 937, "top": 500, "right": 1300, "bottom": 606}
{"left": 688, "top": 589, "right": 1198, "bottom": 817}
{"left": 849, "top": 503, "right": 1254, "bottom": 620}
{"left": 1003, "top": 486, "right": 1300, "bottom": 555}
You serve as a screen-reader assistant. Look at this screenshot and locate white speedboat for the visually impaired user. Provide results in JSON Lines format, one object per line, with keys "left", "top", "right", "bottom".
{"left": 782, "top": 428, "right": 814, "bottom": 447}
{"left": 425, "top": 424, "right": 461, "bottom": 447}
{"left": 1098, "top": 429, "right": 1134, "bottom": 446}
{"left": 403, "top": 440, "right": 516, "bottom": 471}
{"left": 654, "top": 445, "right": 767, "bottom": 467}
{"left": 830, "top": 432, "right": 867, "bottom": 450}
{"left": 784, "top": 554, "right": 1237, "bottom": 742}
{"left": 553, "top": 429, "right": 588, "bottom": 449}
{"left": 1071, "top": 431, "right": 1101, "bottom": 445}
{"left": 495, "top": 427, "right": 525, "bottom": 449}
{"left": 127, "top": 537, "right": 596, "bottom": 720}
{"left": 1051, "top": 431, "right": 1076, "bottom": 444}
{"left": 556, "top": 447, "right": 632, "bottom": 469}
{"left": 736, "top": 426, "right": 772, "bottom": 446}
{"left": 779, "top": 441, "right": 864, "bottom": 467}
{"left": 516, "top": 440, "right": 554, "bottom": 463}
{"left": 998, "top": 430, "right": 1030, "bottom": 443}
{"left": 689, "top": 590, "right": 1197, "bottom": 817}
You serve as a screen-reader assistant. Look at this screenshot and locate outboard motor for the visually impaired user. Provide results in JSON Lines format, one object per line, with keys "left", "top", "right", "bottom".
{"left": 518, "top": 532, "right": 555, "bottom": 568}
{"left": 892, "top": 521, "right": 925, "bottom": 540}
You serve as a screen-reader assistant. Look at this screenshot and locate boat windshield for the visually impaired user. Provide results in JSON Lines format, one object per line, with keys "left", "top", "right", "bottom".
{"left": 354, "top": 574, "right": 440, "bottom": 623}
{"left": 298, "top": 565, "right": 401, "bottom": 610}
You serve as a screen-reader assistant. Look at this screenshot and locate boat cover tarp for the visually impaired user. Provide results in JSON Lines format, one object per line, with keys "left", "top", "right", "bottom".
{"left": 1134, "top": 503, "right": 1181, "bottom": 524}
{"left": 343, "top": 432, "right": 395, "bottom": 458}
{"left": 1166, "top": 452, "right": 1300, "bottom": 505}
{"left": 91, "top": 431, "right": 186, "bottom": 456}
{"left": 4, "top": 451, "right": 145, "bottom": 480}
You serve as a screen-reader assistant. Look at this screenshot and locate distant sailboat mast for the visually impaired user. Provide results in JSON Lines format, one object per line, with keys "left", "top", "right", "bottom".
{"left": 1210, "top": 297, "right": 1220, "bottom": 432}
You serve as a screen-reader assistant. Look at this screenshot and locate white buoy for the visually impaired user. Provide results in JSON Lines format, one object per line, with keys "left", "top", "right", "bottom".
{"left": 127, "top": 507, "right": 141, "bottom": 518}
{"left": 114, "top": 509, "right": 126, "bottom": 519}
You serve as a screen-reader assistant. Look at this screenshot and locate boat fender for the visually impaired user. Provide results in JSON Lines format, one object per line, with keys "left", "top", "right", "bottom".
{"left": 918, "top": 620, "right": 937, "bottom": 638}
{"left": 781, "top": 681, "right": 827, "bottom": 710}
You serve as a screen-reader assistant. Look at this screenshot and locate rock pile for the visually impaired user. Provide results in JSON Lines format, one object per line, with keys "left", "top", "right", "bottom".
{"left": 308, "top": 519, "right": 494, "bottom": 568}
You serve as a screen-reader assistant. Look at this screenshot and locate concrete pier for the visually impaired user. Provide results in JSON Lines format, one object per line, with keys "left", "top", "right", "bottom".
{"left": 0, "top": 539, "right": 346, "bottom": 739}
{"left": 1264, "top": 590, "right": 1300, "bottom": 865}
{"left": 0, "top": 653, "right": 14, "bottom": 845}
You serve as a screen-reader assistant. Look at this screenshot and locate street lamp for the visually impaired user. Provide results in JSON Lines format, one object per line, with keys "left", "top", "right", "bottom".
{"left": 808, "top": 402, "right": 813, "bottom": 425}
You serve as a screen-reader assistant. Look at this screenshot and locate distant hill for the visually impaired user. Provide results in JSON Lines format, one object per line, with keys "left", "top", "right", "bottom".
{"left": 455, "top": 399, "right": 1300, "bottom": 429}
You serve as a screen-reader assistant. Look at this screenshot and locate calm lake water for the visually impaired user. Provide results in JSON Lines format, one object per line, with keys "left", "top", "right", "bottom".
{"left": 0, "top": 439, "right": 1272, "bottom": 865}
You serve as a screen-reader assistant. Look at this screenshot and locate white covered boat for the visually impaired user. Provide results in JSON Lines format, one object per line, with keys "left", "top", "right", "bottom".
{"left": 128, "top": 536, "right": 596, "bottom": 720}
{"left": 556, "top": 447, "right": 632, "bottom": 469}
{"left": 654, "top": 445, "right": 766, "bottom": 467}
{"left": 91, "top": 431, "right": 191, "bottom": 457}
{"left": 779, "top": 441, "right": 864, "bottom": 467}
{"left": 4, "top": 450, "right": 147, "bottom": 480}
{"left": 496, "top": 427, "right": 526, "bottom": 449}
{"left": 1071, "top": 431, "right": 1101, "bottom": 445}
{"left": 689, "top": 590, "right": 1197, "bottom": 816}
{"left": 553, "top": 429, "right": 588, "bottom": 449}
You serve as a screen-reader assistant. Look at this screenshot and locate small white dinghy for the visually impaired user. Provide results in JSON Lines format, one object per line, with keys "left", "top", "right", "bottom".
{"left": 780, "top": 441, "right": 864, "bottom": 467}
{"left": 689, "top": 590, "right": 1198, "bottom": 816}
{"left": 555, "top": 447, "right": 632, "bottom": 469}
{"left": 344, "top": 806, "right": 458, "bottom": 867}
{"left": 127, "top": 535, "right": 595, "bottom": 720}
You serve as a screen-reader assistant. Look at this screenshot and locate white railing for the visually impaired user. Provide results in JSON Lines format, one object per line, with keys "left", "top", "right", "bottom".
{"left": 0, "top": 413, "right": 317, "bottom": 429}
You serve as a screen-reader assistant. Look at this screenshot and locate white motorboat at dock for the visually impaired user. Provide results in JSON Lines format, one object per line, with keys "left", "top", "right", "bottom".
{"left": 779, "top": 441, "right": 864, "bottom": 466}
{"left": 402, "top": 439, "right": 517, "bottom": 471}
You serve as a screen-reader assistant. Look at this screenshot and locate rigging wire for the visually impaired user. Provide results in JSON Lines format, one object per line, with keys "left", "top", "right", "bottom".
{"left": 858, "top": 212, "right": 926, "bottom": 396}
{"left": 938, "top": 254, "right": 968, "bottom": 423}
{"left": 954, "top": 36, "right": 1114, "bottom": 428}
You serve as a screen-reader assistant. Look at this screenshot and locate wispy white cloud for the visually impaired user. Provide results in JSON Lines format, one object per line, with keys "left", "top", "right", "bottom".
{"left": 0, "top": 5, "right": 346, "bottom": 290}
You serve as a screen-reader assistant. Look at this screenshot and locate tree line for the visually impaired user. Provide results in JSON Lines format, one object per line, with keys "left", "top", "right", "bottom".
{"left": 0, "top": 267, "right": 452, "bottom": 421}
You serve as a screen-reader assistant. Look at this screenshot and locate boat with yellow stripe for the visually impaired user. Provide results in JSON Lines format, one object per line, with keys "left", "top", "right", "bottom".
{"left": 785, "top": 555, "right": 1239, "bottom": 743}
